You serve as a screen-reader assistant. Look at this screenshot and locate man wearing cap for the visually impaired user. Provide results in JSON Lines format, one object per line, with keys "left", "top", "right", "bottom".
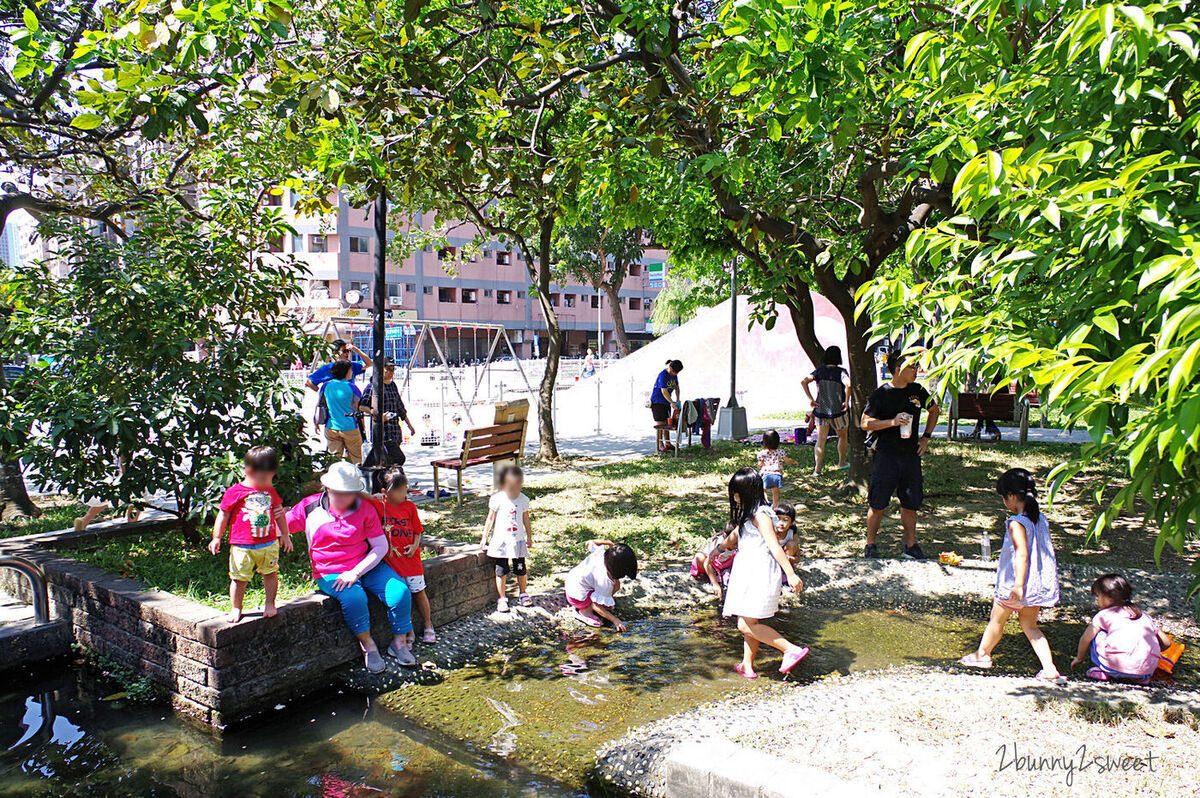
{"left": 360, "top": 357, "right": 417, "bottom": 468}
{"left": 306, "top": 338, "right": 373, "bottom": 391}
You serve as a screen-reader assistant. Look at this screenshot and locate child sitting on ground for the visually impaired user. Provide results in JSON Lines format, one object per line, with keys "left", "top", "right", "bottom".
{"left": 565, "top": 539, "right": 639, "bottom": 631}
{"left": 209, "top": 446, "right": 293, "bottom": 623}
{"left": 691, "top": 530, "right": 736, "bottom": 601}
{"left": 773, "top": 502, "right": 801, "bottom": 569}
{"left": 480, "top": 465, "right": 533, "bottom": 612}
{"left": 1070, "top": 574, "right": 1171, "bottom": 683}
{"left": 960, "top": 468, "right": 1063, "bottom": 682}
{"left": 369, "top": 467, "right": 437, "bottom": 644}
{"left": 756, "top": 430, "right": 800, "bottom": 505}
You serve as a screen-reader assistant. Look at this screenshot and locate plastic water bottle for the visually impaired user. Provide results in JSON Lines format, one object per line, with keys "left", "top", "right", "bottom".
{"left": 980, "top": 532, "right": 991, "bottom": 562}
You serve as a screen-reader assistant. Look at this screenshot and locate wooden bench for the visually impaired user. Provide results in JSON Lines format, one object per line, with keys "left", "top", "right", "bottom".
{"left": 949, "top": 391, "right": 1037, "bottom": 443}
{"left": 431, "top": 419, "right": 527, "bottom": 504}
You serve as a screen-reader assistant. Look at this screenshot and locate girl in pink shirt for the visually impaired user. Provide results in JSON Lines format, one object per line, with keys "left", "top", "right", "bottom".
{"left": 1071, "top": 574, "right": 1170, "bottom": 683}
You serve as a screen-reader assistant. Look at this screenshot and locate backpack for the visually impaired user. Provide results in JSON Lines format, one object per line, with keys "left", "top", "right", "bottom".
{"left": 313, "top": 382, "right": 330, "bottom": 429}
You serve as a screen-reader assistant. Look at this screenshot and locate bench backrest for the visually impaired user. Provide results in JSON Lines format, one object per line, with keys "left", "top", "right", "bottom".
{"left": 956, "top": 392, "right": 1017, "bottom": 420}
{"left": 456, "top": 420, "right": 527, "bottom": 466}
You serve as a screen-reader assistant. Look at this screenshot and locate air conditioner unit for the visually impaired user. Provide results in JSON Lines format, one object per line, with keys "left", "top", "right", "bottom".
{"left": 388, "top": 296, "right": 403, "bottom": 307}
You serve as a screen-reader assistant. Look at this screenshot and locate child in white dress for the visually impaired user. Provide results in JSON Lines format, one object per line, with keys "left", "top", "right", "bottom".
{"left": 722, "top": 467, "right": 809, "bottom": 678}
{"left": 480, "top": 465, "right": 533, "bottom": 612}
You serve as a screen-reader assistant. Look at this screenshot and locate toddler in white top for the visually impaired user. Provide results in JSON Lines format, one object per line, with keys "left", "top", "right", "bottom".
{"left": 565, "top": 539, "right": 639, "bottom": 631}
{"left": 480, "top": 465, "right": 533, "bottom": 612}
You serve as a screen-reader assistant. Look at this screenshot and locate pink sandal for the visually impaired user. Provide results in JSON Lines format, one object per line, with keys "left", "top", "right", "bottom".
{"left": 959, "top": 652, "right": 993, "bottom": 669}
{"left": 573, "top": 610, "right": 602, "bottom": 627}
{"left": 734, "top": 663, "right": 758, "bottom": 679}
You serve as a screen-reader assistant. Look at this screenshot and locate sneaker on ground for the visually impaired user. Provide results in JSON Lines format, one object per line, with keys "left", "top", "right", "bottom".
{"left": 388, "top": 642, "right": 417, "bottom": 667}
{"left": 901, "top": 544, "right": 927, "bottom": 560}
{"left": 364, "top": 649, "right": 385, "bottom": 673}
{"left": 497, "top": 597, "right": 510, "bottom": 612}
{"left": 863, "top": 543, "right": 880, "bottom": 558}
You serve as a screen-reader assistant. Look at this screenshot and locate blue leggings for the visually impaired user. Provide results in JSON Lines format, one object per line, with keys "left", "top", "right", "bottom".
{"left": 317, "top": 562, "right": 413, "bottom": 636}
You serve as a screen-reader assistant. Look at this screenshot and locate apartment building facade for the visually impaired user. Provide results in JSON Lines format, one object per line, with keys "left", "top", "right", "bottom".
{"left": 278, "top": 192, "right": 668, "bottom": 360}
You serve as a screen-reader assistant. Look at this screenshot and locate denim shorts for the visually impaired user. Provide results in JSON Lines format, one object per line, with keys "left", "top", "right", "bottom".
{"left": 763, "top": 473, "right": 783, "bottom": 489}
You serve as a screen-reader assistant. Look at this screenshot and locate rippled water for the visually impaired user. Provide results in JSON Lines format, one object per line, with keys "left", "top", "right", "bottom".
{"left": 3, "top": 604, "right": 1194, "bottom": 796}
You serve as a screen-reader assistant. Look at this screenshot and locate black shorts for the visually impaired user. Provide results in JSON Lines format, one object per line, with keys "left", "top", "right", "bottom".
{"left": 651, "top": 403, "right": 670, "bottom": 423}
{"left": 868, "top": 450, "right": 924, "bottom": 511}
{"left": 492, "top": 557, "right": 527, "bottom": 577}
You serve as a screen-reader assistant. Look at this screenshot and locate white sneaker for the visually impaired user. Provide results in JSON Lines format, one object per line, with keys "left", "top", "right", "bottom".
{"left": 497, "top": 597, "right": 510, "bottom": 613}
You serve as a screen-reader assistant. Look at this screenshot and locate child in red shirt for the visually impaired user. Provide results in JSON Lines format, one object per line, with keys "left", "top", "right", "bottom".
{"left": 209, "top": 446, "right": 293, "bottom": 623}
{"left": 369, "top": 467, "right": 435, "bottom": 644}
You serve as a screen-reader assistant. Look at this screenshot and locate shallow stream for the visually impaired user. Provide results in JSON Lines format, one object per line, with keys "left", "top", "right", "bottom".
{"left": 3, "top": 605, "right": 1195, "bottom": 796}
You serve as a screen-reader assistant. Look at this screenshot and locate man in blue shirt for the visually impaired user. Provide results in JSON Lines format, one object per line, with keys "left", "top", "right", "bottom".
{"left": 650, "top": 359, "right": 683, "bottom": 452}
{"left": 323, "top": 360, "right": 364, "bottom": 463}
{"left": 306, "top": 339, "right": 372, "bottom": 391}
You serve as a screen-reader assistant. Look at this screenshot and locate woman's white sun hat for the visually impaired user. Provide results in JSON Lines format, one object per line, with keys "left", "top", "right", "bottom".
{"left": 321, "top": 460, "right": 366, "bottom": 493}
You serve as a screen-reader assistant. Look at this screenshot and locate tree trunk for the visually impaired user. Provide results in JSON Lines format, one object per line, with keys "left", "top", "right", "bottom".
{"left": 0, "top": 459, "right": 39, "bottom": 521}
{"left": 533, "top": 215, "right": 560, "bottom": 460}
{"left": 0, "top": 365, "right": 39, "bottom": 520}
{"left": 602, "top": 282, "right": 630, "bottom": 356}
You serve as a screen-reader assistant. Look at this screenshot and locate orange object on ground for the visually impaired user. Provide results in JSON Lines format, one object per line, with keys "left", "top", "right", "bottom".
{"left": 1157, "top": 635, "right": 1185, "bottom": 674}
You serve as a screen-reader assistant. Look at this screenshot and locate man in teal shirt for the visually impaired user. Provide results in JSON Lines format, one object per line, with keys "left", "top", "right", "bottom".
{"left": 323, "top": 360, "right": 364, "bottom": 463}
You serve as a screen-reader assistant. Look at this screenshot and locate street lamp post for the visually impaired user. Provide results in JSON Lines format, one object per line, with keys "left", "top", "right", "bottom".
{"left": 596, "top": 288, "right": 602, "bottom": 434}
{"left": 371, "top": 190, "right": 388, "bottom": 474}
{"left": 717, "top": 258, "right": 748, "bottom": 440}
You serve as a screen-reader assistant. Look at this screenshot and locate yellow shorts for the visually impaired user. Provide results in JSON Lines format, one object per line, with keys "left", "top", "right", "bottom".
{"left": 229, "top": 542, "right": 280, "bottom": 582}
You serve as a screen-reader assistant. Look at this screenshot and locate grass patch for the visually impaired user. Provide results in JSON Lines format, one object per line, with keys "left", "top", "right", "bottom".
{"left": 0, "top": 497, "right": 107, "bottom": 539}
{"left": 421, "top": 438, "right": 1195, "bottom": 584}
{"left": 52, "top": 438, "right": 1195, "bottom": 609}
{"left": 69, "top": 529, "right": 316, "bottom": 612}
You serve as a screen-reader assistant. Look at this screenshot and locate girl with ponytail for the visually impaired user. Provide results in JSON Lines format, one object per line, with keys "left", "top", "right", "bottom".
{"left": 960, "top": 468, "right": 1063, "bottom": 681}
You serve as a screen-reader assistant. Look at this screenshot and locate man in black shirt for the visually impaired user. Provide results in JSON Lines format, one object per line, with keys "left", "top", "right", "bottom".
{"left": 860, "top": 351, "right": 940, "bottom": 559}
{"left": 360, "top": 358, "right": 417, "bottom": 468}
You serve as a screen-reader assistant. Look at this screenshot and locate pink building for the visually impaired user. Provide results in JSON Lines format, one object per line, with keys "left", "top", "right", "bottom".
{"left": 277, "top": 192, "right": 668, "bottom": 360}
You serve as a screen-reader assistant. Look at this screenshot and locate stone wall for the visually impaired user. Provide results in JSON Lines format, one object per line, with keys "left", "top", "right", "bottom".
{"left": 0, "top": 522, "right": 493, "bottom": 729}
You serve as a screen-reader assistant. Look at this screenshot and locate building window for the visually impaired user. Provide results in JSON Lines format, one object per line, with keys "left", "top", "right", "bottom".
{"left": 309, "top": 234, "right": 328, "bottom": 253}
{"left": 438, "top": 287, "right": 456, "bottom": 303}
{"left": 645, "top": 299, "right": 653, "bottom": 311}
{"left": 437, "top": 246, "right": 457, "bottom": 261}
{"left": 266, "top": 234, "right": 284, "bottom": 253}
{"left": 497, "top": 290, "right": 512, "bottom": 305}
{"left": 405, "top": 283, "right": 416, "bottom": 293}
{"left": 483, "top": 289, "right": 494, "bottom": 298}
{"left": 349, "top": 236, "right": 370, "bottom": 253}
{"left": 549, "top": 293, "right": 560, "bottom": 307}
{"left": 629, "top": 297, "right": 642, "bottom": 311}
{"left": 350, "top": 281, "right": 370, "bottom": 294}
{"left": 468, "top": 252, "right": 479, "bottom": 263}
{"left": 265, "top": 191, "right": 283, "bottom": 207}
{"left": 423, "top": 286, "right": 433, "bottom": 295}
{"left": 388, "top": 283, "right": 402, "bottom": 297}
{"left": 462, "top": 289, "right": 478, "bottom": 304}
{"left": 292, "top": 234, "right": 304, "bottom": 253}
{"left": 517, "top": 290, "right": 525, "bottom": 299}
{"left": 496, "top": 251, "right": 512, "bottom": 265}
{"left": 564, "top": 294, "right": 576, "bottom": 308}
{"left": 590, "top": 295, "right": 600, "bottom": 309}
{"left": 629, "top": 263, "right": 642, "bottom": 277}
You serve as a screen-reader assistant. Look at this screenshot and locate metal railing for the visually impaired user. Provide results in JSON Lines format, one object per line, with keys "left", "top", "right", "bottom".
{"left": 0, "top": 555, "right": 50, "bottom": 623}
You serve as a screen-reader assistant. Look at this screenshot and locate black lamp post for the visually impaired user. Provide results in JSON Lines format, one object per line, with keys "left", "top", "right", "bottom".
{"left": 371, "top": 189, "right": 388, "bottom": 472}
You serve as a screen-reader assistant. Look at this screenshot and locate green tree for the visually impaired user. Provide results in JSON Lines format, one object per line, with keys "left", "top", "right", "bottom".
{"left": 552, "top": 208, "right": 646, "bottom": 356}
{"left": 863, "top": 0, "right": 1200, "bottom": 604}
{"left": 0, "top": 201, "right": 320, "bottom": 544}
{"left": 0, "top": 0, "right": 294, "bottom": 232}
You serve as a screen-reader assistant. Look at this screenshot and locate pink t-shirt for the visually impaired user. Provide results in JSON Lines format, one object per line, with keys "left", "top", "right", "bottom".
{"left": 286, "top": 493, "right": 383, "bottom": 579}
{"left": 757, "top": 449, "right": 784, "bottom": 476}
{"left": 219, "top": 483, "right": 283, "bottom": 545}
{"left": 1093, "top": 606, "right": 1162, "bottom": 676}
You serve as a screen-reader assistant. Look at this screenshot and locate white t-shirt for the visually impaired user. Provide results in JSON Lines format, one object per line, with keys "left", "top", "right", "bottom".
{"left": 565, "top": 541, "right": 616, "bottom": 607}
{"left": 487, "top": 491, "right": 530, "bottom": 559}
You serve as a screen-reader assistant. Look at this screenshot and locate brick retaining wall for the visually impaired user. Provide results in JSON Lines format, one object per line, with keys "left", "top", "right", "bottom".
{"left": 0, "top": 523, "right": 492, "bottom": 729}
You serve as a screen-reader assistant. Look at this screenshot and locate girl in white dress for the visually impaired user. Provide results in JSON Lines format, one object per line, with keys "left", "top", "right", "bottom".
{"left": 722, "top": 467, "right": 809, "bottom": 678}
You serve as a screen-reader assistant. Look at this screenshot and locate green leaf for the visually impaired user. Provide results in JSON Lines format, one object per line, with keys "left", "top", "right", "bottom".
{"left": 1094, "top": 314, "right": 1118, "bottom": 338}
{"left": 1041, "top": 201, "right": 1061, "bottom": 229}
{"left": 70, "top": 113, "right": 104, "bottom": 130}
{"left": 767, "top": 117, "right": 782, "bottom": 141}
{"left": 730, "top": 81, "right": 752, "bottom": 96}
{"left": 22, "top": 7, "right": 38, "bottom": 31}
